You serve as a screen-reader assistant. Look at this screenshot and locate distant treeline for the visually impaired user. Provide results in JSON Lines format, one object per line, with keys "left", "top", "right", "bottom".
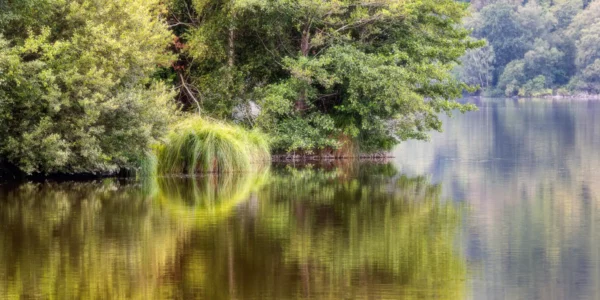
{"left": 455, "top": 0, "right": 600, "bottom": 97}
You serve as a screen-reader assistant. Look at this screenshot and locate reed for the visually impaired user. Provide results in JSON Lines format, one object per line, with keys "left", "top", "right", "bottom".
{"left": 148, "top": 117, "right": 270, "bottom": 175}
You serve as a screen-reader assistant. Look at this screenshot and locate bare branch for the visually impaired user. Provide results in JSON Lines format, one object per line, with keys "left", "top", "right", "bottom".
{"left": 178, "top": 72, "right": 202, "bottom": 115}
{"left": 168, "top": 22, "right": 193, "bottom": 28}
{"left": 335, "top": 13, "right": 384, "bottom": 33}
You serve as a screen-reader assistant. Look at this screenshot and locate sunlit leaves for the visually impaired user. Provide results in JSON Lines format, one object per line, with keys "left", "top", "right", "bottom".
{"left": 173, "top": 0, "right": 477, "bottom": 153}
{"left": 0, "top": 0, "right": 177, "bottom": 174}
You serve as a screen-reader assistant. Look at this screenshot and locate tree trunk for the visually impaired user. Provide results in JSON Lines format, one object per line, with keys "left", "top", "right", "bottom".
{"left": 295, "top": 27, "right": 311, "bottom": 112}
{"left": 228, "top": 0, "right": 236, "bottom": 68}
{"left": 300, "top": 28, "right": 310, "bottom": 56}
{"left": 228, "top": 26, "right": 235, "bottom": 68}
{"left": 227, "top": 8, "right": 236, "bottom": 100}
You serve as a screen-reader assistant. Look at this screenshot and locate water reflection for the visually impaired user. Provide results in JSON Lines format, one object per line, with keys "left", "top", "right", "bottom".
{"left": 394, "top": 98, "right": 600, "bottom": 299}
{"left": 186, "top": 164, "right": 467, "bottom": 299}
{"left": 0, "top": 181, "right": 179, "bottom": 299}
{"left": 0, "top": 164, "right": 466, "bottom": 299}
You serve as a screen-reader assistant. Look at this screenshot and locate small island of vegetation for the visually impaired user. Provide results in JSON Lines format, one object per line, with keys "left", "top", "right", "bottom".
{"left": 0, "top": 0, "right": 479, "bottom": 178}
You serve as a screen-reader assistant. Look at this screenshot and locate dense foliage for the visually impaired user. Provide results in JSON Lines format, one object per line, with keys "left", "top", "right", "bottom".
{"left": 0, "top": 0, "right": 177, "bottom": 174}
{"left": 168, "top": 0, "right": 479, "bottom": 154}
{"left": 152, "top": 117, "right": 270, "bottom": 175}
{"left": 456, "top": 0, "right": 600, "bottom": 97}
{"left": 1, "top": 0, "right": 478, "bottom": 175}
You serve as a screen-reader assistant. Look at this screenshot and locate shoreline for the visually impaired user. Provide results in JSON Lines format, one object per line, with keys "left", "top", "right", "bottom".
{"left": 0, "top": 157, "right": 395, "bottom": 183}
{"left": 271, "top": 154, "right": 394, "bottom": 162}
{"left": 469, "top": 93, "right": 600, "bottom": 100}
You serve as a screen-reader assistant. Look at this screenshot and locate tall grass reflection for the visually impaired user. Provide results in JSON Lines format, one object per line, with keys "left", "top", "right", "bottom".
{"left": 0, "top": 171, "right": 267, "bottom": 299}
{"left": 0, "top": 164, "right": 466, "bottom": 299}
{"left": 181, "top": 163, "right": 468, "bottom": 299}
{"left": 152, "top": 171, "right": 269, "bottom": 227}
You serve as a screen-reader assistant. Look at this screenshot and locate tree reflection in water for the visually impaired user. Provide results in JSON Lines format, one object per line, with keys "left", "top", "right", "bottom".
{"left": 0, "top": 163, "right": 467, "bottom": 299}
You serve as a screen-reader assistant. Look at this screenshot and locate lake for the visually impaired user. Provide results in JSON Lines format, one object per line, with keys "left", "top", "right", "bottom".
{"left": 0, "top": 98, "right": 599, "bottom": 299}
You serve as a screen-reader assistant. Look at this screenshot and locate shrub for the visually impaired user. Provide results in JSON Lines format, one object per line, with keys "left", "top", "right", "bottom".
{"left": 0, "top": 0, "right": 176, "bottom": 175}
{"left": 153, "top": 117, "right": 270, "bottom": 175}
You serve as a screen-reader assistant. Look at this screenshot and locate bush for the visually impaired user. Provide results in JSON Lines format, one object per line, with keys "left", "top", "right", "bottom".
{"left": 0, "top": 0, "right": 176, "bottom": 175}
{"left": 482, "top": 88, "right": 505, "bottom": 97}
{"left": 556, "top": 87, "right": 571, "bottom": 96}
{"left": 153, "top": 117, "right": 270, "bottom": 175}
{"left": 518, "top": 75, "right": 551, "bottom": 97}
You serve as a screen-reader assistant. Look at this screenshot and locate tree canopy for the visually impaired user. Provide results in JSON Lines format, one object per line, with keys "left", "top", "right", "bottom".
{"left": 0, "top": 0, "right": 177, "bottom": 174}
{"left": 456, "top": 0, "right": 600, "bottom": 97}
{"left": 1, "top": 0, "right": 478, "bottom": 175}
{"left": 170, "top": 0, "right": 479, "bottom": 153}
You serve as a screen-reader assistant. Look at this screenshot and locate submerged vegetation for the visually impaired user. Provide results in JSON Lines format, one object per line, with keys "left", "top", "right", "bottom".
{"left": 0, "top": 0, "right": 477, "bottom": 176}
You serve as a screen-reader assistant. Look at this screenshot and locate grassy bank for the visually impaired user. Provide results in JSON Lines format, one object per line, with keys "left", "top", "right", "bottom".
{"left": 142, "top": 117, "right": 270, "bottom": 176}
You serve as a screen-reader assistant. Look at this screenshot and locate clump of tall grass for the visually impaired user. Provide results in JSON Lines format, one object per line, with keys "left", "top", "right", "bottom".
{"left": 139, "top": 150, "right": 159, "bottom": 178}
{"left": 153, "top": 117, "right": 270, "bottom": 175}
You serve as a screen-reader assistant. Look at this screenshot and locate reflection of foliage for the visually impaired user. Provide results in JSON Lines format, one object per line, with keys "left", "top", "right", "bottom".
{"left": 184, "top": 163, "right": 467, "bottom": 299}
{"left": 153, "top": 171, "right": 270, "bottom": 227}
{"left": 0, "top": 171, "right": 266, "bottom": 299}
{"left": 396, "top": 99, "right": 600, "bottom": 299}
{"left": 0, "top": 181, "right": 179, "bottom": 299}
{"left": 0, "top": 165, "right": 466, "bottom": 299}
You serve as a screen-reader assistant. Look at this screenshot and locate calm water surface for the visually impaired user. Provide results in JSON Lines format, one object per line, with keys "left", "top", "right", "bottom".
{"left": 1, "top": 98, "right": 599, "bottom": 299}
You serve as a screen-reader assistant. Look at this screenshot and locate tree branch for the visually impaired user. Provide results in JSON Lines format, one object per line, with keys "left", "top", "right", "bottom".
{"left": 178, "top": 72, "right": 202, "bottom": 115}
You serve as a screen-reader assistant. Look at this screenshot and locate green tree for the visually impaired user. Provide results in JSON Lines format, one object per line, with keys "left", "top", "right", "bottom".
{"left": 566, "top": 1, "right": 600, "bottom": 92}
{"left": 567, "top": 0, "right": 600, "bottom": 36}
{"left": 0, "top": 0, "right": 57, "bottom": 39}
{"left": 575, "top": 22, "right": 600, "bottom": 71}
{"left": 523, "top": 39, "right": 566, "bottom": 86}
{"left": 569, "top": 60, "right": 600, "bottom": 93}
{"left": 516, "top": 1, "right": 556, "bottom": 38}
{"left": 472, "top": 3, "right": 529, "bottom": 74}
{"left": 167, "top": 0, "right": 273, "bottom": 118}
{"left": 455, "top": 41, "right": 495, "bottom": 90}
{"left": 552, "top": 0, "right": 583, "bottom": 30}
{"left": 0, "top": 0, "right": 177, "bottom": 175}
{"left": 466, "top": 0, "right": 568, "bottom": 93}
{"left": 172, "top": 0, "right": 479, "bottom": 154}
{"left": 519, "top": 75, "right": 551, "bottom": 97}
{"left": 497, "top": 59, "right": 526, "bottom": 96}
